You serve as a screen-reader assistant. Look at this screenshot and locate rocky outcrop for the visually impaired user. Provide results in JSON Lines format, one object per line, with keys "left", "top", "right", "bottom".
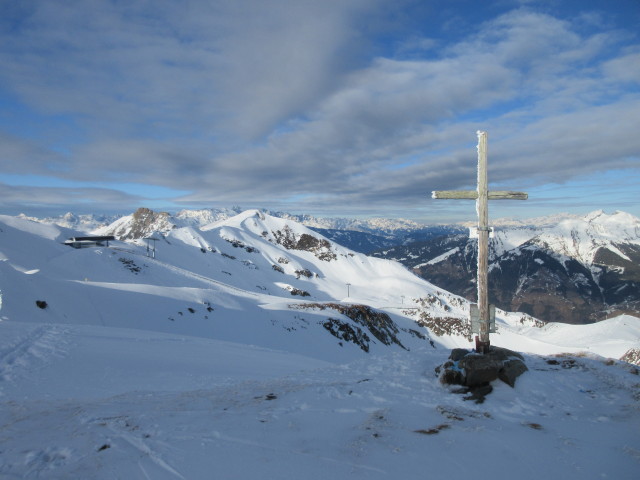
{"left": 272, "top": 226, "right": 337, "bottom": 261}
{"left": 436, "top": 347, "right": 528, "bottom": 403}
{"left": 620, "top": 348, "right": 640, "bottom": 366}
{"left": 321, "top": 318, "right": 372, "bottom": 352}
{"left": 99, "top": 207, "right": 176, "bottom": 241}
{"left": 291, "top": 303, "right": 410, "bottom": 351}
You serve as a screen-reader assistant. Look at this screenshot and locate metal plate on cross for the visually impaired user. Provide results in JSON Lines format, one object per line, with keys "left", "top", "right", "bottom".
{"left": 470, "top": 304, "right": 496, "bottom": 333}
{"left": 468, "top": 226, "right": 495, "bottom": 239}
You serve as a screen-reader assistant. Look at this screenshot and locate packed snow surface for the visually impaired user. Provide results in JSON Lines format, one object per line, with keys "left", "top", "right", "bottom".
{"left": 0, "top": 211, "right": 638, "bottom": 479}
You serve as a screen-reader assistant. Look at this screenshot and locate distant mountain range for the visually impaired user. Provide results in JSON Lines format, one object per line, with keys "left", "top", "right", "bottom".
{"left": 17, "top": 211, "right": 122, "bottom": 231}
{"left": 18, "top": 207, "right": 640, "bottom": 325}
{"left": 30, "top": 207, "right": 464, "bottom": 250}
{"left": 371, "top": 210, "right": 640, "bottom": 324}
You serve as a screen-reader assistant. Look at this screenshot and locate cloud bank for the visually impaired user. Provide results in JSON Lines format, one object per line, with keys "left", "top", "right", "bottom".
{"left": 0, "top": 0, "right": 638, "bottom": 220}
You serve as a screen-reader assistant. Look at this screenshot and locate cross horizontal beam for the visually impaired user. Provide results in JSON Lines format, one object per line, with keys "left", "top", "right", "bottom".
{"left": 431, "top": 190, "right": 528, "bottom": 200}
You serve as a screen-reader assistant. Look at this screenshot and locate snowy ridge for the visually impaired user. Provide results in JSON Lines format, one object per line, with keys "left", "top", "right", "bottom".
{"left": 1, "top": 210, "right": 452, "bottom": 359}
{"left": 89, "top": 206, "right": 447, "bottom": 242}
{"left": 93, "top": 207, "right": 178, "bottom": 240}
{"left": 483, "top": 210, "right": 640, "bottom": 264}
{"left": 532, "top": 210, "right": 640, "bottom": 265}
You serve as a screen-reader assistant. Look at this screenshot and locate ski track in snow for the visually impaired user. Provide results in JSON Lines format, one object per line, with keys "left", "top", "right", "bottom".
{"left": 0, "top": 324, "right": 68, "bottom": 388}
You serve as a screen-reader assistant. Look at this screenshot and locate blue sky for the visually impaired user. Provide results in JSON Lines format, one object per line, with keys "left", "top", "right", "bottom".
{"left": 0, "top": 0, "right": 639, "bottom": 223}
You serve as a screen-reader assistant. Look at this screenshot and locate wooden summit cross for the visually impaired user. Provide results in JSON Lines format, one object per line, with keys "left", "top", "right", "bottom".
{"left": 432, "top": 131, "right": 527, "bottom": 354}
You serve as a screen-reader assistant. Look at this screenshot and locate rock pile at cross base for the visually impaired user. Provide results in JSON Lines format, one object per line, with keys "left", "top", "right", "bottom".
{"left": 436, "top": 346, "right": 528, "bottom": 403}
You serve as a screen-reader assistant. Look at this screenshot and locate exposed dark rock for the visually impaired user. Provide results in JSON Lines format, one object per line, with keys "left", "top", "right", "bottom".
{"left": 458, "top": 354, "right": 504, "bottom": 387}
{"left": 292, "top": 302, "right": 420, "bottom": 351}
{"left": 119, "top": 257, "right": 142, "bottom": 273}
{"left": 485, "top": 346, "right": 524, "bottom": 361}
{"left": 110, "top": 207, "right": 175, "bottom": 241}
{"left": 289, "top": 288, "right": 310, "bottom": 297}
{"left": 403, "top": 328, "right": 435, "bottom": 347}
{"left": 414, "top": 424, "right": 450, "bottom": 435}
{"left": 416, "top": 310, "right": 471, "bottom": 339}
{"left": 524, "top": 422, "right": 543, "bottom": 430}
{"left": 437, "top": 346, "right": 528, "bottom": 400}
{"left": 295, "top": 268, "right": 313, "bottom": 279}
{"left": 463, "top": 384, "right": 493, "bottom": 404}
{"left": 223, "top": 237, "right": 259, "bottom": 253}
{"left": 499, "top": 358, "right": 529, "bottom": 387}
{"left": 272, "top": 226, "right": 337, "bottom": 261}
{"left": 322, "top": 318, "right": 371, "bottom": 352}
{"left": 449, "top": 348, "right": 471, "bottom": 362}
{"left": 437, "top": 361, "right": 464, "bottom": 385}
{"left": 621, "top": 348, "right": 640, "bottom": 366}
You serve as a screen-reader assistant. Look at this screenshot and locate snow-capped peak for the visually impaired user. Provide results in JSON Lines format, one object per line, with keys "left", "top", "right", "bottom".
{"left": 534, "top": 210, "right": 640, "bottom": 265}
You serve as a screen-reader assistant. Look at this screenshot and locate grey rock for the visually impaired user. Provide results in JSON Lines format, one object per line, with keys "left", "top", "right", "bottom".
{"left": 458, "top": 354, "right": 503, "bottom": 387}
{"left": 449, "top": 348, "right": 471, "bottom": 362}
{"left": 498, "top": 358, "right": 529, "bottom": 387}
{"left": 438, "top": 346, "right": 529, "bottom": 395}
{"left": 488, "top": 346, "right": 524, "bottom": 361}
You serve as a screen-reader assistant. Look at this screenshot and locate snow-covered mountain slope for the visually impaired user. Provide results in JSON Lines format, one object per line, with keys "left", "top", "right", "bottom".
{"left": 0, "top": 210, "right": 451, "bottom": 361}
{"left": 91, "top": 207, "right": 239, "bottom": 241}
{"left": 375, "top": 210, "right": 640, "bottom": 324}
{"left": 1, "top": 211, "right": 639, "bottom": 479}
{"left": 90, "top": 206, "right": 466, "bottom": 253}
{"left": 527, "top": 210, "right": 640, "bottom": 265}
{"left": 2, "top": 210, "right": 638, "bottom": 358}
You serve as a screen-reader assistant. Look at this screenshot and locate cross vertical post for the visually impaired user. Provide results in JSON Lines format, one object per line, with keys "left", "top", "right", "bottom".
{"left": 476, "top": 131, "right": 490, "bottom": 353}
{"left": 431, "top": 131, "right": 527, "bottom": 354}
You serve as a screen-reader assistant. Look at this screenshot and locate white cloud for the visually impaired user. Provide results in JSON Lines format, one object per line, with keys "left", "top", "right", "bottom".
{"left": 0, "top": 0, "right": 376, "bottom": 142}
{"left": 0, "top": 2, "right": 638, "bottom": 219}
{"left": 0, "top": 133, "right": 60, "bottom": 174}
{"left": 0, "top": 182, "right": 145, "bottom": 215}
{"left": 602, "top": 50, "right": 640, "bottom": 85}
{"left": 181, "top": 8, "right": 638, "bottom": 204}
